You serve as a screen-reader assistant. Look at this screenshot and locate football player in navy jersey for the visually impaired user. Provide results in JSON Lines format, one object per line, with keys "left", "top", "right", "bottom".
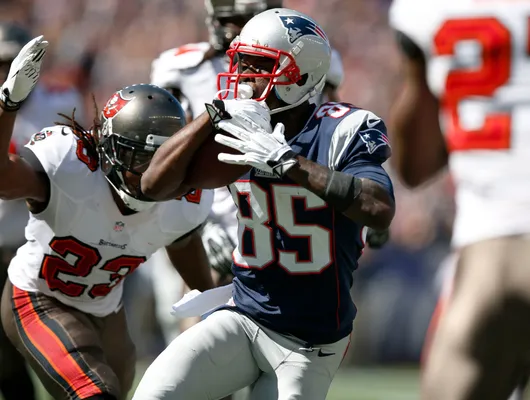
{"left": 134, "top": 8, "right": 395, "bottom": 400}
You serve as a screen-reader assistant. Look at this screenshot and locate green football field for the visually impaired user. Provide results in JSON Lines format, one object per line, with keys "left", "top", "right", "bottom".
{"left": 12, "top": 365, "right": 530, "bottom": 399}
{"left": 2, "top": 365, "right": 422, "bottom": 400}
{"left": 2, "top": 366, "right": 421, "bottom": 400}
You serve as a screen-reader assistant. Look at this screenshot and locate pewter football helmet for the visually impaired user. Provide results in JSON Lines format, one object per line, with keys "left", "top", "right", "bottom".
{"left": 217, "top": 8, "right": 331, "bottom": 113}
{"left": 98, "top": 84, "right": 186, "bottom": 211}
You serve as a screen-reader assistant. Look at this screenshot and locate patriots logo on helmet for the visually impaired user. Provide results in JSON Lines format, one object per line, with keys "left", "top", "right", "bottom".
{"left": 103, "top": 91, "right": 132, "bottom": 119}
{"left": 279, "top": 15, "right": 328, "bottom": 44}
{"left": 359, "top": 119, "right": 391, "bottom": 156}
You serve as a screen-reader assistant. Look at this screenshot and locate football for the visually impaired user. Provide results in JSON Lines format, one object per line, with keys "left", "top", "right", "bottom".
{"left": 185, "top": 132, "right": 250, "bottom": 189}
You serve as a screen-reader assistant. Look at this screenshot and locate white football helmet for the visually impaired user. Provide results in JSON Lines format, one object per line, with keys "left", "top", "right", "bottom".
{"left": 217, "top": 8, "right": 331, "bottom": 113}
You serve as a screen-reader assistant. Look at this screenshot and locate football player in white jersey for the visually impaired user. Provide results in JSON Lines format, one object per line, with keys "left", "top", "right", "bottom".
{"left": 0, "top": 37, "right": 215, "bottom": 400}
{"left": 133, "top": 8, "right": 395, "bottom": 400}
{"left": 389, "top": 1, "right": 530, "bottom": 399}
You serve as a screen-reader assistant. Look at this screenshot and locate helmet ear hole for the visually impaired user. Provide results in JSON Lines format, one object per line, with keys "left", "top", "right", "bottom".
{"left": 296, "top": 74, "right": 308, "bottom": 87}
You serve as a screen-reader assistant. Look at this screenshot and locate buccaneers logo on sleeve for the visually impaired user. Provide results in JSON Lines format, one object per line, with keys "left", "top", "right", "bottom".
{"left": 103, "top": 91, "right": 132, "bottom": 119}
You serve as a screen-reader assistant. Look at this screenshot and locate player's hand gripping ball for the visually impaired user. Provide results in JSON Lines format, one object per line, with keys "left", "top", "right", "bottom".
{"left": 186, "top": 99, "right": 272, "bottom": 188}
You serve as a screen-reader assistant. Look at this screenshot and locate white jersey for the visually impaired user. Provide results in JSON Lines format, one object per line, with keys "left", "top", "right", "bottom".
{"left": 8, "top": 126, "right": 213, "bottom": 316}
{"left": 0, "top": 84, "right": 85, "bottom": 248}
{"left": 390, "top": 0, "right": 530, "bottom": 247}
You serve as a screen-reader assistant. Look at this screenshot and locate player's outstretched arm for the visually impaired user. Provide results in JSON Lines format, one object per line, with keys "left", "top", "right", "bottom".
{"left": 286, "top": 158, "right": 395, "bottom": 230}
{"left": 389, "top": 31, "right": 448, "bottom": 187}
{"left": 165, "top": 228, "right": 215, "bottom": 292}
{"left": 140, "top": 112, "right": 212, "bottom": 201}
{"left": 214, "top": 116, "right": 395, "bottom": 231}
{"left": 0, "top": 36, "right": 49, "bottom": 203}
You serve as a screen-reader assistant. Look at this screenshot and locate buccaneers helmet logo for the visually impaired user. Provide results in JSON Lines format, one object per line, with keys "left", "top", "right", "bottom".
{"left": 103, "top": 91, "right": 132, "bottom": 119}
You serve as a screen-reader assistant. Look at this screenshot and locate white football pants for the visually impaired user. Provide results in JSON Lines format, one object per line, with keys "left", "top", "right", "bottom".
{"left": 132, "top": 309, "right": 351, "bottom": 400}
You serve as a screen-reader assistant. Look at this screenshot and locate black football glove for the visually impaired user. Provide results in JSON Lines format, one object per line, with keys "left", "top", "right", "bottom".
{"left": 366, "top": 227, "right": 390, "bottom": 249}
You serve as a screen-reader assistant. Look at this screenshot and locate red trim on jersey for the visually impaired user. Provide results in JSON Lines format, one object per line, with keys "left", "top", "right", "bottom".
{"left": 8, "top": 141, "right": 16, "bottom": 154}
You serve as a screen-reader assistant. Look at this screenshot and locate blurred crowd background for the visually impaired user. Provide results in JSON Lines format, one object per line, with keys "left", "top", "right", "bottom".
{"left": 1, "top": 0, "right": 455, "bottom": 369}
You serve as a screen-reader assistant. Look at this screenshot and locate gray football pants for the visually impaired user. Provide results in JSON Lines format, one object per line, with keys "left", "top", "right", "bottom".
{"left": 132, "top": 309, "right": 351, "bottom": 400}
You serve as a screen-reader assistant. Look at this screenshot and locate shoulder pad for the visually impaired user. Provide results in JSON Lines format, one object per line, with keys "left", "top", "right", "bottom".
{"left": 156, "top": 42, "right": 210, "bottom": 70}
{"left": 151, "top": 42, "right": 210, "bottom": 89}
{"left": 24, "top": 126, "right": 75, "bottom": 174}
{"left": 26, "top": 125, "right": 73, "bottom": 147}
{"left": 328, "top": 108, "right": 391, "bottom": 169}
{"left": 25, "top": 125, "right": 98, "bottom": 173}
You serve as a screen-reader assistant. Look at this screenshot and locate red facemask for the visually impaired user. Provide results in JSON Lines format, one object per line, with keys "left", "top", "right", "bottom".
{"left": 217, "top": 41, "right": 301, "bottom": 102}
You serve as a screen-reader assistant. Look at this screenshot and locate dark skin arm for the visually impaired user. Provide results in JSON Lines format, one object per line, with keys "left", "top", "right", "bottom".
{"left": 286, "top": 156, "right": 395, "bottom": 231}
{"left": 0, "top": 106, "right": 48, "bottom": 202}
{"left": 165, "top": 228, "right": 215, "bottom": 292}
{"left": 140, "top": 112, "right": 212, "bottom": 201}
{"left": 389, "top": 31, "right": 448, "bottom": 188}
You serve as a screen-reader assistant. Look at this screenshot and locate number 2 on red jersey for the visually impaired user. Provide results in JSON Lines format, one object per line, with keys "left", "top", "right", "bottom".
{"left": 434, "top": 17, "right": 514, "bottom": 151}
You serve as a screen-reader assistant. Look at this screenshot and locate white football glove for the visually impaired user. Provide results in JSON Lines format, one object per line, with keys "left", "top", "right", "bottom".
{"left": 205, "top": 98, "right": 272, "bottom": 134}
{"left": 215, "top": 119, "right": 298, "bottom": 178}
{"left": 0, "top": 35, "right": 48, "bottom": 111}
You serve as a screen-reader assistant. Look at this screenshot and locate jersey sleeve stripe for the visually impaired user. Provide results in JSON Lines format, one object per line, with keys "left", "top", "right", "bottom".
{"left": 328, "top": 109, "right": 375, "bottom": 170}
{"left": 11, "top": 285, "right": 106, "bottom": 398}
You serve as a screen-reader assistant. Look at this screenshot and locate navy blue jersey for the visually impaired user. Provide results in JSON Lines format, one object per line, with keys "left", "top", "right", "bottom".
{"left": 229, "top": 102, "right": 394, "bottom": 345}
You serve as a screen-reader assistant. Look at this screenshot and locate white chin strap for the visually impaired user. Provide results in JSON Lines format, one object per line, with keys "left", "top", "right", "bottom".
{"left": 117, "top": 190, "right": 156, "bottom": 212}
{"left": 269, "top": 75, "right": 327, "bottom": 115}
{"left": 106, "top": 174, "right": 156, "bottom": 213}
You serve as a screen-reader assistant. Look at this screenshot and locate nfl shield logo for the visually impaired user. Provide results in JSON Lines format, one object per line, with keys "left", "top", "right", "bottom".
{"left": 114, "top": 221, "right": 125, "bottom": 232}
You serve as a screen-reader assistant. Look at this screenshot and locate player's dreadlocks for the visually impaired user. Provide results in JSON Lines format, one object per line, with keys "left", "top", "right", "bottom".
{"left": 55, "top": 95, "right": 101, "bottom": 168}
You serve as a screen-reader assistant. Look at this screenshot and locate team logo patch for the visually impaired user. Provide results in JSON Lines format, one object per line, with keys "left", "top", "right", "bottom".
{"left": 254, "top": 169, "right": 278, "bottom": 179}
{"left": 279, "top": 15, "right": 328, "bottom": 44}
{"left": 103, "top": 91, "right": 132, "bottom": 119}
{"left": 113, "top": 221, "right": 125, "bottom": 232}
{"left": 28, "top": 130, "right": 53, "bottom": 145}
{"left": 359, "top": 119, "right": 391, "bottom": 155}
